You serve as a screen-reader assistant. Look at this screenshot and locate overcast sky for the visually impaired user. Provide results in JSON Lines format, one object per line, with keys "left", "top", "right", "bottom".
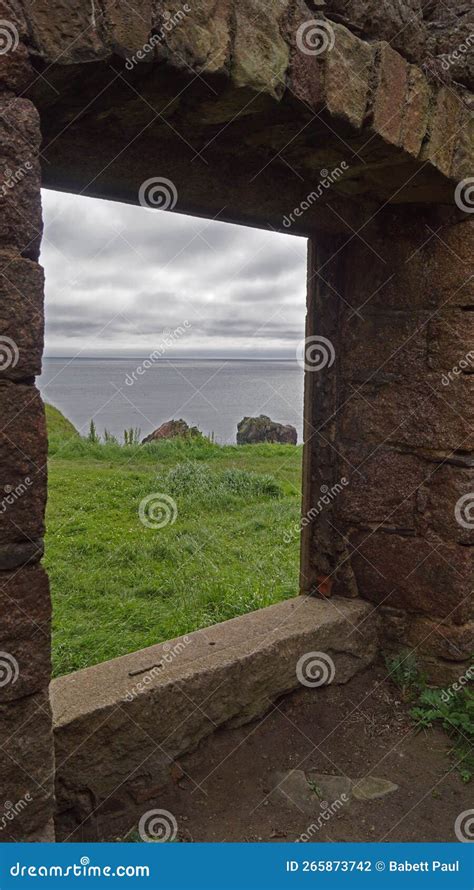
{"left": 40, "top": 190, "right": 308, "bottom": 359}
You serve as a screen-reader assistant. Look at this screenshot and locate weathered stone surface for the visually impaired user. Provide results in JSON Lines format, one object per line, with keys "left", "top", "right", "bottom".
{"left": 349, "top": 531, "right": 472, "bottom": 622}
{"left": 451, "top": 102, "right": 474, "bottom": 182}
{"left": 0, "top": 565, "right": 51, "bottom": 701}
{"left": 417, "top": 656, "right": 473, "bottom": 687}
{"left": 232, "top": 0, "right": 289, "bottom": 98}
{"left": 0, "top": 9, "right": 34, "bottom": 94}
{"left": 325, "top": 23, "right": 373, "bottom": 129}
{"left": 0, "top": 383, "right": 46, "bottom": 551}
{"left": 52, "top": 597, "right": 378, "bottom": 839}
{"left": 101, "top": 0, "right": 152, "bottom": 57}
{"left": 428, "top": 310, "right": 474, "bottom": 374}
{"left": 0, "top": 253, "right": 44, "bottom": 379}
{"left": 22, "top": 0, "right": 109, "bottom": 63}
{"left": 141, "top": 418, "right": 201, "bottom": 445}
{"left": 324, "top": 1, "right": 425, "bottom": 69}
{"left": 274, "top": 769, "right": 351, "bottom": 814}
{"left": 0, "top": 688, "right": 55, "bottom": 842}
{"left": 372, "top": 43, "right": 408, "bottom": 146}
{"left": 400, "top": 65, "right": 431, "bottom": 157}
{"left": 340, "top": 376, "right": 474, "bottom": 451}
{"left": 340, "top": 309, "right": 429, "bottom": 381}
{"left": 399, "top": 614, "right": 474, "bottom": 662}
{"left": 352, "top": 777, "right": 398, "bottom": 800}
{"left": 237, "top": 414, "right": 297, "bottom": 445}
{"left": 156, "top": 0, "right": 232, "bottom": 75}
{"left": 338, "top": 448, "right": 425, "bottom": 529}
{"left": 424, "top": 1, "right": 474, "bottom": 90}
{"left": 422, "top": 87, "right": 464, "bottom": 177}
{"left": 0, "top": 98, "right": 42, "bottom": 259}
{"left": 274, "top": 769, "right": 397, "bottom": 811}
{"left": 416, "top": 464, "right": 474, "bottom": 545}
{"left": 287, "top": 1, "right": 325, "bottom": 109}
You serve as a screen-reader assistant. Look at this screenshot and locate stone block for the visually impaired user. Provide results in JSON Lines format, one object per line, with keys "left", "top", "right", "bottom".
{"left": 338, "top": 447, "right": 425, "bottom": 529}
{"left": 372, "top": 43, "right": 408, "bottom": 146}
{"left": 0, "top": 253, "right": 44, "bottom": 380}
{"left": 0, "top": 564, "right": 51, "bottom": 702}
{"left": 0, "top": 98, "right": 42, "bottom": 259}
{"left": 406, "top": 616, "right": 474, "bottom": 663}
{"left": 349, "top": 530, "right": 472, "bottom": 622}
{"left": 428, "top": 310, "right": 474, "bottom": 375}
{"left": 400, "top": 65, "right": 431, "bottom": 157}
{"left": 0, "top": 383, "right": 47, "bottom": 553}
{"left": 0, "top": 1, "right": 32, "bottom": 93}
{"left": 423, "top": 87, "right": 463, "bottom": 178}
{"left": 52, "top": 596, "right": 378, "bottom": 839}
{"left": 157, "top": 0, "right": 232, "bottom": 75}
{"left": 416, "top": 464, "right": 474, "bottom": 546}
{"left": 340, "top": 375, "right": 474, "bottom": 451}
{"left": 325, "top": 23, "right": 374, "bottom": 129}
{"left": 451, "top": 102, "right": 474, "bottom": 183}
{"left": 101, "top": 0, "right": 152, "bottom": 57}
{"left": 340, "top": 309, "right": 429, "bottom": 382}
{"left": 0, "top": 688, "right": 55, "bottom": 841}
{"left": 232, "top": 0, "right": 289, "bottom": 98}
{"left": 287, "top": 2, "right": 325, "bottom": 110}
{"left": 22, "top": 0, "right": 108, "bottom": 63}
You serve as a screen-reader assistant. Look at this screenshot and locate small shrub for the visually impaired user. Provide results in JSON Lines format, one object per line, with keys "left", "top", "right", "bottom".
{"left": 87, "top": 419, "right": 100, "bottom": 444}
{"left": 162, "top": 461, "right": 283, "bottom": 501}
{"left": 385, "top": 652, "right": 426, "bottom": 700}
{"left": 387, "top": 652, "right": 474, "bottom": 782}
{"left": 411, "top": 687, "right": 474, "bottom": 782}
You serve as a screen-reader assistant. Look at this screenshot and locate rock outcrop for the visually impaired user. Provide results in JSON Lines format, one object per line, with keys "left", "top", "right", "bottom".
{"left": 142, "top": 419, "right": 201, "bottom": 444}
{"left": 237, "top": 415, "right": 297, "bottom": 445}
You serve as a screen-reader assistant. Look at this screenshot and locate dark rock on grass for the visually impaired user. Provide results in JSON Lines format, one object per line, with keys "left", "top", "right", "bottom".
{"left": 237, "top": 415, "right": 297, "bottom": 445}
{"left": 142, "top": 419, "right": 202, "bottom": 444}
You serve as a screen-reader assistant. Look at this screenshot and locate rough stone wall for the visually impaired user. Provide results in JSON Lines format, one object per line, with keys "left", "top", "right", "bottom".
{"left": 302, "top": 209, "right": 473, "bottom": 683}
{"left": 0, "top": 0, "right": 470, "bottom": 841}
{"left": 0, "top": 4, "right": 54, "bottom": 842}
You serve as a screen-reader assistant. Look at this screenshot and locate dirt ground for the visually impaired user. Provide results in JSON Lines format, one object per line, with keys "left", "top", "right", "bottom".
{"left": 151, "top": 663, "right": 471, "bottom": 843}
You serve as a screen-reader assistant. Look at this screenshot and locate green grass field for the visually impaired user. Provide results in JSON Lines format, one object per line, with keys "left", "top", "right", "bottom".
{"left": 46, "top": 408, "right": 303, "bottom": 676}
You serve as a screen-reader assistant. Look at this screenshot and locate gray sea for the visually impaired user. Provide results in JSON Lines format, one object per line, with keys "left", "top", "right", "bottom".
{"left": 38, "top": 358, "right": 304, "bottom": 444}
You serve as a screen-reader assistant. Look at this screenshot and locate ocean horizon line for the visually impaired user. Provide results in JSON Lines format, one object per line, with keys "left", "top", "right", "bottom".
{"left": 43, "top": 355, "right": 301, "bottom": 363}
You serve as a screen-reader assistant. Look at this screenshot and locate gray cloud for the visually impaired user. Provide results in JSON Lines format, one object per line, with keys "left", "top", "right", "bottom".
{"left": 41, "top": 189, "right": 307, "bottom": 356}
